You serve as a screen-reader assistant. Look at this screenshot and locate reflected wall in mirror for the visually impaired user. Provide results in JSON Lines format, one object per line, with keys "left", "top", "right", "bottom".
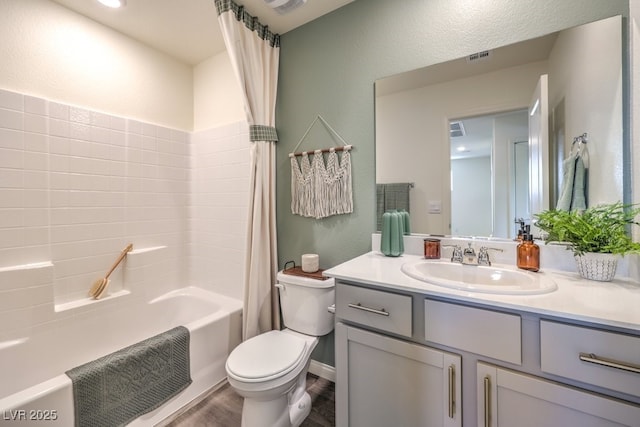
{"left": 450, "top": 110, "right": 529, "bottom": 237}
{"left": 375, "top": 15, "right": 623, "bottom": 239}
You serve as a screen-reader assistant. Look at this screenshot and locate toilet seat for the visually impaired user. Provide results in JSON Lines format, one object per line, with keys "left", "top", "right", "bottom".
{"left": 226, "top": 330, "right": 308, "bottom": 383}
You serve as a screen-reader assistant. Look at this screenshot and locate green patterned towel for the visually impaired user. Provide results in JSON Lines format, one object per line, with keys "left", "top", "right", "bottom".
{"left": 66, "top": 326, "right": 192, "bottom": 427}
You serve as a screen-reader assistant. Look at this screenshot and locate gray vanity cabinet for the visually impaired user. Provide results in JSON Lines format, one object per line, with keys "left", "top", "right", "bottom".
{"left": 334, "top": 280, "right": 640, "bottom": 427}
{"left": 335, "top": 284, "right": 462, "bottom": 427}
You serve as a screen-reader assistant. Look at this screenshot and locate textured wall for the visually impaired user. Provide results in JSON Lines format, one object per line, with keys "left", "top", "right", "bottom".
{"left": 277, "top": 0, "right": 628, "bottom": 367}
{"left": 276, "top": 0, "right": 628, "bottom": 271}
{"left": 193, "top": 52, "right": 246, "bottom": 131}
{"left": 0, "top": 0, "right": 193, "bottom": 130}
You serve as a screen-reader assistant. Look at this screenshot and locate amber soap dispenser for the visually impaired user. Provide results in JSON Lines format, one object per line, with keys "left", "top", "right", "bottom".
{"left": 517, "top": 226, "right": 540, "bottom": 272}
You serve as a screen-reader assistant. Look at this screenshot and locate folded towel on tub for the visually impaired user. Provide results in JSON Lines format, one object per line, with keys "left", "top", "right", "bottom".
{"left": 66, "top": 326, "right": 191, "bottom": 427}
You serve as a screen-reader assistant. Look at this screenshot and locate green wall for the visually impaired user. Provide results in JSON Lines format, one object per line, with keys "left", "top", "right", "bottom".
{"left": 276, "top": 0, "right": 627, "bottom": 367}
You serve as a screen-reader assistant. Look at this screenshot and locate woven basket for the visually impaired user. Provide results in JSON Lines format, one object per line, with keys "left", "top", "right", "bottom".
{"left": 574, "top": 253, "right": 619, "bottom": 282}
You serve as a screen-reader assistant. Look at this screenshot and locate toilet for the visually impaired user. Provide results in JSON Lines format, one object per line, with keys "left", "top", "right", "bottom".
{"left": 225, "top": 271, "right": 335, "bottom": 427}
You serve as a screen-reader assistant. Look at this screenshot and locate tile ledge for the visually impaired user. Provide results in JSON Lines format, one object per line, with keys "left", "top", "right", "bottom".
{"left": 0, "top": 261, "right": 53, "bottom": 273}
{"left": 54, "top": 290, "right": 131, "bottom": 313}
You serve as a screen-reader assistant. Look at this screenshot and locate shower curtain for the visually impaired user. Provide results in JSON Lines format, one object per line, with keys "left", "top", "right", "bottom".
{"left": 214, "top": 0, "right": 280, "bottom": 340}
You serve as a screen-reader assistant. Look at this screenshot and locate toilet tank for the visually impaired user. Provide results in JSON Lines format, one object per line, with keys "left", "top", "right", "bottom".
{"left": 276, "top": 271, "right": 335, "bottom": 336}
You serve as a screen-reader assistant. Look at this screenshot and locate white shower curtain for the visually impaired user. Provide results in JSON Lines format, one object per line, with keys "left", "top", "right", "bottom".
{"left": 214, "top": 0, "right": 280, "bottom": 340}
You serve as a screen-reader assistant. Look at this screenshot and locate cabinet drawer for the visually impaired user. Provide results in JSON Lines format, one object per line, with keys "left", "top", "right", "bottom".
{"left": 540, "top": 320, "right": 640, "bottom": 397}
{"left": 336, "top": 283, "right": 412, "bottom": 337}
{"left": 425, "top": 299, "right": 521, "bottom": 364}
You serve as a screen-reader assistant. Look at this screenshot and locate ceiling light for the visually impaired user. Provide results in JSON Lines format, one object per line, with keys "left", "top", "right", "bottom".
{"left": 98, "top": 0, "right": 126, "bottom": 8}
{"left": 456, "top": 146, "right": 468, "bottom": 152}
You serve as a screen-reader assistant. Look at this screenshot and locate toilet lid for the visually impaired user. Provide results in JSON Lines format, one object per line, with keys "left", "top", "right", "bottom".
{"left": 226, "top": 331, "right": 307, "bottom": 381}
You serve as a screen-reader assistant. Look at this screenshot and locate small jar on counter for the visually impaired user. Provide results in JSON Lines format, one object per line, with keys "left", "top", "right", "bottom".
{"left": 423, "top": 238, "right": 441, "bottom": 259}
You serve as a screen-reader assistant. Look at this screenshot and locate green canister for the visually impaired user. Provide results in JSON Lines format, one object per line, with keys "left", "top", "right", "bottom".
{"left": 381, "top": 210, "right": 405, "bottom": 257}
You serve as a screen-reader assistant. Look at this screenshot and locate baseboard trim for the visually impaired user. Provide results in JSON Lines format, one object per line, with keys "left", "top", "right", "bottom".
{"left": 309, "top": 360, "right": 336, "bottom": 383}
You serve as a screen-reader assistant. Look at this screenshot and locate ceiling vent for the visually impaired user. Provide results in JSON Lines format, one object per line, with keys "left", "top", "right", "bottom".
{"left": 466, "top": 50, "right": 492, "bottom": 63}
{"left": 264, "top": 0, "right": 307, "bottom": 15}
{"left": 450, "top": 121, "right": 466, "bottom": 138}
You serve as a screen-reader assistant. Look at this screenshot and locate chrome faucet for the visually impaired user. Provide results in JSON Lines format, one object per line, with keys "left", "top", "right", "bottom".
{"left": 444, "top": 243, "right": 504, "bottom": 266}
{"left": 478, "top": 246, "right": 504, "bottom": 266}
{"left": 462, "top": 243, "right": 478, "bottom": 265}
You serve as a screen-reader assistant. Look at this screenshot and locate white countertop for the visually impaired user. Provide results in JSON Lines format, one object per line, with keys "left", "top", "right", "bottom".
{"left": 324, "top": 251, "right": 640, "bottom": 333}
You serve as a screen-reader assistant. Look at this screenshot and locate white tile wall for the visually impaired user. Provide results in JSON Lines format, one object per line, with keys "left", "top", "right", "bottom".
{"left": 0, "top": 88, "right": 247, "bottom": 337}
{"left": 190, "top": 122, "right": 250, "bottom": 300}
{"left": 0, "top": 91, "right": 50, "bottom": 270}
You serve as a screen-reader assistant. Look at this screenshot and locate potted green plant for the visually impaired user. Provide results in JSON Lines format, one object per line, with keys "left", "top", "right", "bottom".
{"left": 534, "top": 202, "right": 640, "bottom": 281}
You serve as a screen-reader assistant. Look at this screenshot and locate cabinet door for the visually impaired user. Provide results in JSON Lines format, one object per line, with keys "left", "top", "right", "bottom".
{"left": 477, "top": 363, "right": 640, "bottom": 427}
{"left": 336, "top": 323, "right": 461, "bottom": 427}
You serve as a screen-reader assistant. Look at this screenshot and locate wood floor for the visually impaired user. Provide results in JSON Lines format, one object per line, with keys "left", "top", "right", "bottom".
{"left": 164, "top": 374, "right": 335, "bottom": 426}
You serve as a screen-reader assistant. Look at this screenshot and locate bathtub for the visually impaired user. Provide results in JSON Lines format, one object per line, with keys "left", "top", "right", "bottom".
{"left": 0, "top": 287, "right": 242, "bottom": 426}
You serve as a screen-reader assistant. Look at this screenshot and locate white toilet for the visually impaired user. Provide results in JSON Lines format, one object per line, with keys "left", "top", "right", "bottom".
{"left": 225, "top": 271, "right": 335, "bottom": 427}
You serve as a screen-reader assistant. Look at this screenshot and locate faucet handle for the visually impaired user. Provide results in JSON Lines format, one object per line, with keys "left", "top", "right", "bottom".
{"left": 443, "top": 244, "right": 463, "bottom": 263}
{"left": 478, "top": 246, "right": 504, "bottom": 266}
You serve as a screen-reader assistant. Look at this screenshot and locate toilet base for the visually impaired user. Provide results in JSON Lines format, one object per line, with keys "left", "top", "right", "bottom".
{"left": 239, "top": 364, "right": 312, "bottom": 427}
{"left": 289, "top": 391, "right": 311, "bottom": 427}
{"left": 241, "top": 394, "right": 290, "bottom": 427}
{"left": 240, "top": 390, "right": 311, "bottom": 427}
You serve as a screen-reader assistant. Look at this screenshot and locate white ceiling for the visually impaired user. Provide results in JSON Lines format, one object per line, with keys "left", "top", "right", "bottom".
{"left": 50, "top": 0, "right": 354, "bottom": 65}
{"left": 450, "top": 111, "right": 528, "bottom": 160}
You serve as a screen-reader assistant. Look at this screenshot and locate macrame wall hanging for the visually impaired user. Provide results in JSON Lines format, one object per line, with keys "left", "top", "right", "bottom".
{"left": 289, "top": 115, "right": 354, "bottom": 219}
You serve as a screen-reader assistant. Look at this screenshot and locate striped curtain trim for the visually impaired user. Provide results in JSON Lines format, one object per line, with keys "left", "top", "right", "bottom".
{"left": 214, "top": 0, "right": 280, "bottom": 47}
{"left": 250, "top": 125, "right": 279, "bottom": 142}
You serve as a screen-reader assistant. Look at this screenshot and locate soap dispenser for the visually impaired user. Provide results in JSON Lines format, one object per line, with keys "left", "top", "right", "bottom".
{"left": 515, "top": 218, "right": 526, "bottom": 241}
{"left": 517, "top": 226, "right": 540, "bottom": 272}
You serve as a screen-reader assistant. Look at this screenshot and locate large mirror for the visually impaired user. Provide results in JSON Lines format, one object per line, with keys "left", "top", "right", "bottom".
{"left": 375, "top": 15, "right": 624, "bottom": 239}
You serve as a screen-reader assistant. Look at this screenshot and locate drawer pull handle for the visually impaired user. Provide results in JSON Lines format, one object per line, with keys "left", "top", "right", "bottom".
{"left": 483, "top": 376, "right": 491, "bottom": 427}
{"left": 448, "top": 365, "right": 455, "bottom": 418}
{"left": 347, "top": 303, "right": 389, "bottom": 316}
{"left": 579, "top": 352, "right": 640, "bottom": 374}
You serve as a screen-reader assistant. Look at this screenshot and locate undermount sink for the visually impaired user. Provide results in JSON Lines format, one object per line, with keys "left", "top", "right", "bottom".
{"left": 401, "top": 260, "right": 557, "bottom": 295}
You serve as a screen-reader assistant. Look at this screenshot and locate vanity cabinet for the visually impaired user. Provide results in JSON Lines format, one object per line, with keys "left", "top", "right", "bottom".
{"left": 477, "top": 363, "right": 640, "bottom": 427}
{"left": 334, "top": 280, "right": 640, "bottom": 427}
{"left": 335, "top": 284, "right": 462, "bottom": 427}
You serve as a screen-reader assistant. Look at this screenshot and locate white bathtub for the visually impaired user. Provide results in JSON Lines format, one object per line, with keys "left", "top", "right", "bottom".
{"left": 0, "top": 287, "right": 242, "bottom": 426}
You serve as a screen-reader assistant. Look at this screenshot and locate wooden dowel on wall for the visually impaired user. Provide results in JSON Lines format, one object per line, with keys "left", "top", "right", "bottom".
{"left": 290, "top": 145, "right": 352, "bottom": 157}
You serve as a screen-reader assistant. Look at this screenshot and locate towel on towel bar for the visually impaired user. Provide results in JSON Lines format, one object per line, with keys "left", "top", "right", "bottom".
{"left": 556, "top": 153, "right": 587, "bottom": 212}
{"left": 66, "top": 326, "right": 192, "bottom": 427}
{"left": 376, "top": 183, "right": 411, "bottom": 231}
